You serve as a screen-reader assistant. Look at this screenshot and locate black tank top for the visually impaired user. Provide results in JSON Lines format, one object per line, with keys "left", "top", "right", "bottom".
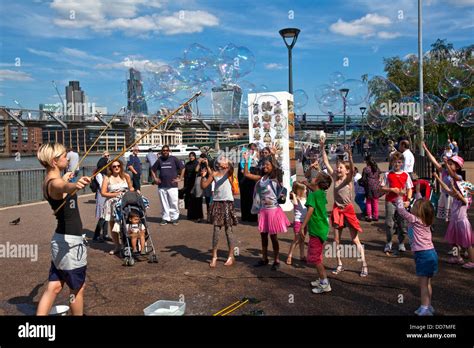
{"left": 44, "top": 179, "right": 83, "bottom": 236}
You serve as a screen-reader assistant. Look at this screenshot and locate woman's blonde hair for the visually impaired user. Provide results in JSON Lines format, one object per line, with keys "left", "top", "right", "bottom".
{"left": 292, "top": 181, "right": 306, "bottom": 195}
{"left": 37, "top": 143, "right": 66, "bottom": 168}
{"left": 412, "top": 199, "right": 435, "bottom": 226}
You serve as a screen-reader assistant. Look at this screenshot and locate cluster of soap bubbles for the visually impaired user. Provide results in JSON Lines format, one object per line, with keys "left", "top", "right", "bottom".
{"left": 313, "top": 72, "right": 368, "bottom": 117}
{"left": 397, "top": 52, "right": 473, "bottom": 129}
{"left": 122, "top": 42, "right": 257, "bottom": 116}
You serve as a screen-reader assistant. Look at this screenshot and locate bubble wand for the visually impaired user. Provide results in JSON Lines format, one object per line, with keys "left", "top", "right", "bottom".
{"left": 53, "top": 91, "right": 202, "bottom": 215}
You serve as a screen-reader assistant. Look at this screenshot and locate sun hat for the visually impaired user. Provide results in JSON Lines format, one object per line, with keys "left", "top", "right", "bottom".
{"left": 450, "top": 155, "right": 464, "bottom": 168}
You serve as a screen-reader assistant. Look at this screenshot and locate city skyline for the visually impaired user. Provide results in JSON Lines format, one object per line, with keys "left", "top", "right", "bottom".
{"left": 0, "top": 0, "right": 473, "bottom": 116}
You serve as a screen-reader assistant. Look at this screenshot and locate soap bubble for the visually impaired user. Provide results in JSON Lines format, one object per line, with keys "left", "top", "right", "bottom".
{"left": 339, "top": 79, "right": 368, "bottom": 106}
{"left": 438, "top": 79, "right": 461, "bottom": 99}
{"left": 401, "top": 54, "right": 418, "bottom": 77}
{"left": 294, "top": 89, "right": 308, "bottom": 111}
{"left": 381, "top": 116, "right": 402, "bottom": 135}
{"left": 329, "top": 71, "right": 345, "bottom": 86}
{"left": 366, "top": 76, "right": 402, "bottom": 117}
{"left": 444, "top": 62, "right": 473, "bottom": 88}
{"left": 314, "top": 84, "right": 337, "bottom": 103}
{"left": 442, "top": 94, "right": 472, "bottom": 123}
{"left": 183, "top": 43, "right": 215, "bottom": 71}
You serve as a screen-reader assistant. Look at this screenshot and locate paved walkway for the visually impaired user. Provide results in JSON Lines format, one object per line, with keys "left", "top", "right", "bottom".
{"left": 0, "top": 159, "right": 473, "bottom": 316}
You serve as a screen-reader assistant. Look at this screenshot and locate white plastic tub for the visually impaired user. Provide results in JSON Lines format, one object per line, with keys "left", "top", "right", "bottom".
{"left": 143, "top": 300, "right": 185, "bottom": 316}
{"left": 49, "top": 305, "right": 69, "bottom": 316}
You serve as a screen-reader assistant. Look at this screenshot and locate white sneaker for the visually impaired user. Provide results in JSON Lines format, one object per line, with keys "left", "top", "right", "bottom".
{"left": 312, "top": 282, "right": 332, "bottom": 294}
{"left": 310, "top": 279, "right": 320, "bottom": 287}
{"left": 384, "top": 243, "right": 392, "bottom": 253}
{"left": 398, "top": 243, "right": 407, "bottom": 252}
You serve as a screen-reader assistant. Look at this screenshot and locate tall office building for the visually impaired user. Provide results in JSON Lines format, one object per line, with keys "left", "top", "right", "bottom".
{"left": 211, "top": 84, "right": 242, "bottom": 118}
{"left": 65, "top": 81, "right": 86, "bottom": 120}
{"left": 127, "top": 68, "right": 148, "bottom": 115}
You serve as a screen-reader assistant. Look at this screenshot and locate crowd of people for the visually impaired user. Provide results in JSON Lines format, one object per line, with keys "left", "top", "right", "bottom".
{"left": 34, "top": 136, "right": 473, "bottom": 316}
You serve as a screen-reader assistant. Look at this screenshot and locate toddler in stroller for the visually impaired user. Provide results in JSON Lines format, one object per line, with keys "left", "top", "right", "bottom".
{"left": 114, "top": 191, "right": 158, "bottom": 266}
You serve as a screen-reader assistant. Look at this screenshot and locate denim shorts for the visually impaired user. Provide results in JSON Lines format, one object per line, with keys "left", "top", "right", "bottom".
{"left": 414, "top": 249, "right": 438, "bottom": 277}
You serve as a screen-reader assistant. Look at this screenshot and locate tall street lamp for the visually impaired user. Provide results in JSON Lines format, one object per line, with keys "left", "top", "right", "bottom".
{"left": 279, "top": 28, "right": 300, "bottom": 94}
{"left": 339, "top": 88, "right": 349, "bottom": 144}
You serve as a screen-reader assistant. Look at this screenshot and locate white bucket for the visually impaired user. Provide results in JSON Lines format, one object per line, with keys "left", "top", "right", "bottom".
{"left": 49, "top": 305, "right": 69, "bottom": 316}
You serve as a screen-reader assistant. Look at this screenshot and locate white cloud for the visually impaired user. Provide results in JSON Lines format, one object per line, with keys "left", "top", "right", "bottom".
{"left": 95, "top": 57, "right": 166, "bottom": 71}
{"left": 0, "top": 70, "right": 34, "bottom": 82}
{"left": 378, "top": 31, "right": 401, "bottom": 39}
{"left": 264, "top": 63, "right": 285, "bottom": 70}
{"left": 50, "top": 0, "right": 218, "bottom": 36}
{"left": 27, "top": 47, "right": 113, "bottom": 67}
{"left": 329, "top": 13, "right": 393, "bottom": 38}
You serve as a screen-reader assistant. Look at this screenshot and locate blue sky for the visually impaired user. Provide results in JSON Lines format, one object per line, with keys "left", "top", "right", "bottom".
{"left": 0, "top": 0, "right": 473, "bottom": 116}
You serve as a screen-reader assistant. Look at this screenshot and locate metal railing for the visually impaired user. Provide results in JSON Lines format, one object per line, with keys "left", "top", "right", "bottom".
{"left": 0, "top": 164, "right": 156, "bottom": 208}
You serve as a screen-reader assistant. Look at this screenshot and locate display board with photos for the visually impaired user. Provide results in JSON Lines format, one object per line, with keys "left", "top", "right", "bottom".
{"left": 248, "top": 92, "right": 296, "bottom": 211}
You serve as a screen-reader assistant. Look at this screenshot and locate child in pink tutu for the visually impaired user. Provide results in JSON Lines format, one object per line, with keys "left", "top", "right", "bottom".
{"left": 320, "top": 139, "right": 368, "bottom": 277}
{"left": 243, "top": 153, "right": 290, "bottom": 270}
{"left": 434, "top": 168, "right": 474, "bottom": 269}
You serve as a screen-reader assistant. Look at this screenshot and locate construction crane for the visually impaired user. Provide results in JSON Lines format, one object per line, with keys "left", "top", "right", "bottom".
{"left": 51, "top": 80, "right": 65, "bottom": 115}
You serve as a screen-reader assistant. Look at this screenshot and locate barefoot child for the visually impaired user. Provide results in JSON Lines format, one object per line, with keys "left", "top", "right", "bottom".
{"left": 286, "top": 182, "right": 307, "bottom": 265}
{"left": 201, "top": 156, "right": 238, "bottom": 268}
{"left": 321, "top": 140, "right": 368, "bottom": 277}
{"left": 300, "top": 172, "right": 333, "bottom": 293}
{"left": 243, "top": 152, "right": 290, "bottom": 270}
{"left": 395, "top": 194, "right": 437, "bottom": 315}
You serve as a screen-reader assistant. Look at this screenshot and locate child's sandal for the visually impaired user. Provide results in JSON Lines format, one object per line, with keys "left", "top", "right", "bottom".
{"left": 360, "top": 266, "right": 368, "bottom": 277}
{"left": 286, "top": 256, "right": 292, "bottom": 265}
{"left": 332, "top": 265, "right": 344, "bottom": 275}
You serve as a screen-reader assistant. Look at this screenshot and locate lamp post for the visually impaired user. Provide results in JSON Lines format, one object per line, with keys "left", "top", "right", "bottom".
{"left": 339, "top": 88, "right": 349, "bottom": 144}
{"left": 279, "top": 28, "right": 300, "bottom": 94}
{"left": 360, "top": 106, "right": 367, "bottom": 156}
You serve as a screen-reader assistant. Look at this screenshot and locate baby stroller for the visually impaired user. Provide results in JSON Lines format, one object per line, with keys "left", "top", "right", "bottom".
{"left": 115, "top": 191, "right": 158, "bottom": 266}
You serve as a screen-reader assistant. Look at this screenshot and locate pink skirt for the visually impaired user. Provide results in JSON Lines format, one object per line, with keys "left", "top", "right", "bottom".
{"left": 444, "top": 200, "right": 474, "bottom": 248}
{"left": 258, "top": 207, "right": 290, "bottom": 235}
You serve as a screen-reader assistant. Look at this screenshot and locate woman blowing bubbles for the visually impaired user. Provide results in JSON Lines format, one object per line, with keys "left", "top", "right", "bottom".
{"left": 36, "top": 143, "right": 91, "bottom": 315}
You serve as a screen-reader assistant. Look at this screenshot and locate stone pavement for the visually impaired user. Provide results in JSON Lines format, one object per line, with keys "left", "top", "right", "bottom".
{"left": 0, "top": 160, "right": 473, "bottom": 316}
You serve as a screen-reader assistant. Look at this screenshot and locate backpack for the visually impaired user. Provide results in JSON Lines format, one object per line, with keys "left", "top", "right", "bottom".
{"left": 90, "top": 170, "right": 100, "bottom": 193}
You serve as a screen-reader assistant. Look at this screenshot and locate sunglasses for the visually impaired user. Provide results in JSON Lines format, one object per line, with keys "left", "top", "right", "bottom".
{"left": 112, "top": 165, "right": 121, "bottom": 169}
{"left": 162, "top": 150, "right": 170, "bottom": 152}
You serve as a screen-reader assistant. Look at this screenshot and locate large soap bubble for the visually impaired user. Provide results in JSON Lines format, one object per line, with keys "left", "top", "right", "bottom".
{"left": 314, "top": 84, "right": 337, "bottom": 103}
{"left": 366, "top": 76, "right": 402, "bottom": 117}
{"left": 318, "top": 91, "right": 344, "bottom": 115}
{"left": 294, "top": 89, "right": 308, "bottom": 111}
{"left": 442, "top": 94, "right": 472, "bottom": 123}
{"left": 381, "top": 116, "right": 403, "bottom": 135}
{"left": 339, "top": 79, "right": 368, "bottom": 106}
{"left": 329, "top": 71, "right": 345, "bottom": 86}
{"left": 401, "top": 54, "right": 418, "bottom": 77}
{"left": 183, "top": 43, "right": 215, "bottom": 71}
{"left": 438, "top": 79, "right": 461, "bottom": 99}
{"left": 444, "top": 62, "right": 473, "bottom": 88}
{"left": 217, "top": 43, "right": 255, "bottom": 82}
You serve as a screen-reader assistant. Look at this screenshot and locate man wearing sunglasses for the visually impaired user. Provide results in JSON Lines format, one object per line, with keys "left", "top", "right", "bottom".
{"left": 151, "top": 145, "right": 185, "bottom": 226}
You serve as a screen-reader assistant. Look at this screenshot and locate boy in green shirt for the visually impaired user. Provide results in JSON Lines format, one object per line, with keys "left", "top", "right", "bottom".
{"left": 301, "top": 172, "right": 333, "bottom": 294}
